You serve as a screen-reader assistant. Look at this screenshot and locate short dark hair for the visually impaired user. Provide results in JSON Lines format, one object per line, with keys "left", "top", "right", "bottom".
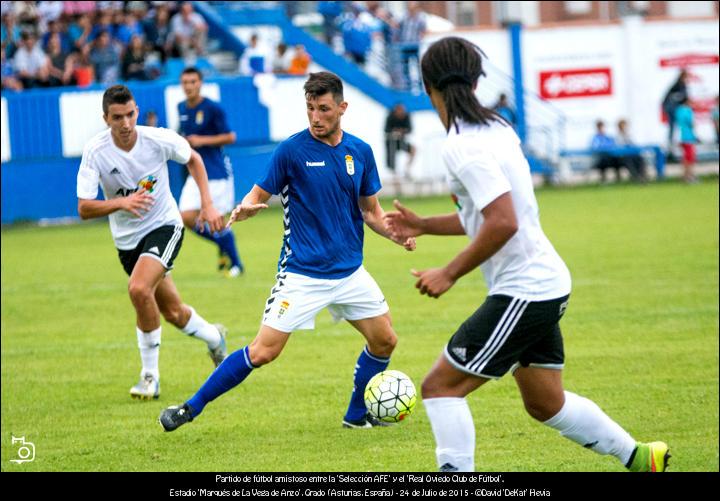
{"left": 103, "top": 85, "right": 135, "bottom": 114}
{"left": 304, "top": 72, "right": 344, "bottom": 104}
{"left": 181, "top": 66, "right": 203, "bottom": 80}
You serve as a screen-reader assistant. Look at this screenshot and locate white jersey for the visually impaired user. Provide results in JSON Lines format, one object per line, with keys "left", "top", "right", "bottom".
{"left": 443, "top": 120, "right": 571, "bottom": 300}
{"left": 76, "top": 126, "right": 191, "bottom": 250}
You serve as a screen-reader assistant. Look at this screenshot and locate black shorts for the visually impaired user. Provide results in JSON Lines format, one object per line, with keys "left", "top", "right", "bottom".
{"left": 117, "top": 224, "right": 184, "bottom": 276}
{"left": 445, "top": 294, "right": 570, "bottom": 379}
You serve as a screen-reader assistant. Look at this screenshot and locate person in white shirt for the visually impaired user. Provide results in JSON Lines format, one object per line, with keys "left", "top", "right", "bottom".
{"left": 384, "top": 37, "right": 669, "bottom": 473}
{"left": 12, "top": 31, "right": 49, "bottom": 88}
{"left": 76, "top": 85, "right": 228, "bottom": 401}
{"left": 169, "top": 1, "right": 207, "bottom": 57}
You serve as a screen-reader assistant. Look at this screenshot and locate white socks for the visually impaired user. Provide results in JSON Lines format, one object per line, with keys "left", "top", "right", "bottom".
{"left": 181, "top": 306, "right": 221, "bottom": 349}
{"left": 136, "top": 326, "right": 161, "bottom": 380}
{"left": 423, "top": 397, "right": 476, "bottom": 472}
{"left": 543, "top": 391, "right": 637, "bottom": 465}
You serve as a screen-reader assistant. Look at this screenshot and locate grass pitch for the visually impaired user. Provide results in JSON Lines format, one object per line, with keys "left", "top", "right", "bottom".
{"left": 2, "top": 178, "right": 718, "bottom": 471}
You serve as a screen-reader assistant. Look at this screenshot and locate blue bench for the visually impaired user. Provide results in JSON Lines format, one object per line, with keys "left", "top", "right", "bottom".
{"left": 560, "top": 145, "right": 666, "bottom": 179}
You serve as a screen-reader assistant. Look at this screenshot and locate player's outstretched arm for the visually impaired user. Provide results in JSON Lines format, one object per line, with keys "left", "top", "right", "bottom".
{"left": 384, "top": 199, "right": 465, "bottom": 239}
{"left": 359, "top": 195, "right": 415, "bottom": 251}
{"left": 412, "top": 192, "right": 518, "bottom": 299}
{"left": 78, "top": 188, "right": 154, "bottom": 219}
{"left": 226, "top": 184, "right": 271, "bottom": 227}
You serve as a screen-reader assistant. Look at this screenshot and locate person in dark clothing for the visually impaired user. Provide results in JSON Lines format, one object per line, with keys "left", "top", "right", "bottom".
{"left": 590, "top": 120, "right": 623, "bottom": 183}
{"left": 616, "top": 119, "right": 647, "bottom": 182}
{"left": 661, "top": 69, "right": 688, "bottom": 160}
{"left": 385, "top": 103, "right": 416, "bottom": 177}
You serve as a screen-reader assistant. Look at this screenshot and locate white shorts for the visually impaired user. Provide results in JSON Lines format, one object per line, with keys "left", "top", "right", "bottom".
{"left": 178, "top": 176, "right": 235, "bottom": 214}
{"left": 262, "top": 266, "right": 390, "bottom": 332}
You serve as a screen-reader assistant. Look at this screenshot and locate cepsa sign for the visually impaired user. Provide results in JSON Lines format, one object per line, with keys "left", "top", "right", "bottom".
{"left": 539, "top": 68, "right": 613, "bottom": 99}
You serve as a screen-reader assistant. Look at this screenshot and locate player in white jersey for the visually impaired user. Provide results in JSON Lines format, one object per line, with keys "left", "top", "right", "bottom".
{"left": 384, "top": 37, "right": 669, "bottom": 472}
{"left": 76, "top": 85, "right": 230, "bottom": 401}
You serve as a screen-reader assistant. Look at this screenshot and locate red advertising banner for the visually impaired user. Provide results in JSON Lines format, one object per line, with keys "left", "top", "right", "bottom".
{"left": 659, "top": 54, "right": 719, "bottom": 67}
{"left": 539, "top": 68, "right": 613, "bottom": 99}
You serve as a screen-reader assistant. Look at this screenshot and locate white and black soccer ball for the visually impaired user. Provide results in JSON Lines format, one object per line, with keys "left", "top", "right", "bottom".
{"left": 364, "top": 370, "right": 417, "bottom": 423}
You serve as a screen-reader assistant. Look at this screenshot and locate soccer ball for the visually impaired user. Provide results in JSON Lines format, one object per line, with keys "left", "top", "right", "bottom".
{"left": 364, "top": 370, "right": 417, "bottom": 423}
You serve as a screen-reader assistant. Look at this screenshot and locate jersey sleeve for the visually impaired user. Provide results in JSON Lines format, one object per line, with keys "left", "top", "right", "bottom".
{"left": 76, "top": 145, "right": 100, "bottom": 200}
{"left": 256, "top": 143, "right": 289, "bottom": 195}
{"left": 360, "top": 144, "right": 382, "bottom": 197}
{"left": 154, "top": 127, "right": 192, "bottom": 164}
{"left": 444, "top": 142, "right": 511, "bottom": 211}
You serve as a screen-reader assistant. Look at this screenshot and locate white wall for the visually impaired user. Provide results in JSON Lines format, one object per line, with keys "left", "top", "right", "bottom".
{"left": 1, "top": 97, "right": 10, "bottom": 162}
{"left": 424, "top": 18, "right": 718, "bottom": 152}
{"left": 59, "top": 91, "right": 106, "bottom": 157}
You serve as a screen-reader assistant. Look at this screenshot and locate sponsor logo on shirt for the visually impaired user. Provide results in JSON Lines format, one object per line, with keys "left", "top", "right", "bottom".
{"left": 195, "top": 110, "right": 204, "bottom": 125}
{"left": 305, "top": 161, "right": 325, "bottom": 167}
{"left": 137, "top": 175, "right": 158, "bottom": 193}
{"left": 345, "top": 155, "right": 355, "bottom": 175}
{"left": 110, "top": 167, "right": 121, "bottom": 175}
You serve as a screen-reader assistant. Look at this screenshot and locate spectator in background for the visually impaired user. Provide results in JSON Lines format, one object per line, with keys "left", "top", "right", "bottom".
{"left": 1, "top": 48, "right": 23, "bottom": 90}
{"left": 90, "top": 10, "right": 114, "bottom": 43}
{"left": 590, "top": 120, "right": 623, "bottom": 183}
{"left": 616, "top": 119, "right": 647, "bottom": 182}
{"left": 67, "top": 12, "right": 93, "bottom": 52}
{"left": 114, "top": 11, "right": 144, "bottom": 47}
{"left": 239, "top": 33, "right": 264, "bottom": 75}
{"left": 37, "top": 1, "right": 64, "bottom": 33}
{"left": 661, "top": 69, "right": 688, "bottom": 161}
{"left": 122, "top": 33, "right": 157, "bottom": 81}
{"left": 143, "top": 3, "right": 173, "bottom": 62}
{"left": 2, "top": 11, "right": 22, "bottom": 57}
{"left": 341, "top": 4, "right": 372, "bottom": 66}
{"left": 287, "top": 44, "right": 310, "bottom": 75}
{"left": 384, "top": 102, "right": 415, "bottom": 178}
{"left": 13, "top": 31, "right": 49, "bottom": 88}
{"left": 318, "top": 1, "right": 345, "bottom": 46}
{"left": 41, "top": 19, "right": 71, "bottom": 53}
{"left": 72, "top": 45, "right": 94, "bottom": 87}
{"left": 144, "top": 109, "right": 158, "bottom": 127}
{"left": 493, "top": 93, "right": 516, "bottom": 127}
{"left": 13, "top": 2, "right": 40, "bottom": 33}
{"left": 46, "top": 31, "right": 74, "bottom": 86}
{"left": 170, "top": 1, "right": 207, "bottom": 57}
{"left": 90, "top": 30, "right": 120, "bottom": 85}
{"left": 272, "top": 42, "right": 292, "bottom": 74}
{"left": 674, "top": 96, "right": 697, "bottom": 183}
{"left": 397, "top": 1, "right": 426, "bottom": 92}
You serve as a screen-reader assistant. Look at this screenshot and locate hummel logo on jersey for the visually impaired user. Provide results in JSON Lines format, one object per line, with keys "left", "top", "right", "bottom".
{"left": 148, "top": 246, "right": 160, "bottom": 255}
{"left": 110, "top": 167, "right": 120, "bottom": 175}
{"left": 305, "top": 161, "right": 325, "bottom": 167}
{"left": 452, "top": 347, "right": 467, "bottom": 362}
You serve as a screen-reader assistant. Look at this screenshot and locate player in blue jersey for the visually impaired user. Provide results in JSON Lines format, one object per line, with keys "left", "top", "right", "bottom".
{"left": 160, "top": 71, "right": 416, "bottom": 431}
{"left": 178, "top": 67, "right": 245, "bottom": 277}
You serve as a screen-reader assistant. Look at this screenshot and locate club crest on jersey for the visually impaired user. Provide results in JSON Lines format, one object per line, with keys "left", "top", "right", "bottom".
{"left": 345, "top": 155, "right": 355, "bottom": 175}
{"left": 137, "top": 175, "right": 158, "bottom": 193}
{"left": 278, "top": 300, "right": 290, "bottom": 318}
{"left": 195, "top": 110, "right": 204, "bottom": 125}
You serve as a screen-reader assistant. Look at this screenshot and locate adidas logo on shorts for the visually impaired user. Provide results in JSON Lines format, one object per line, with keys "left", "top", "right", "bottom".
{"left": 452, "top": 347, "right": 467, "bottom": 362}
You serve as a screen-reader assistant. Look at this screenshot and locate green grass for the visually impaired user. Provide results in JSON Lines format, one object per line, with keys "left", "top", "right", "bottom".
{"left": 2, "top": 179, "right": 718, "bottom": 471}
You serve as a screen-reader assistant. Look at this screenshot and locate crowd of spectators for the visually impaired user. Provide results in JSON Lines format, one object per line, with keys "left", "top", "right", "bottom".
{"left": 317, "top": 1, "right": 427, "bottom": 91}
{"left": 1, "top": 0, "right": 207, "bottom": 91}
{"left": 237, "top": 31, "right": 311, "bottom": 77}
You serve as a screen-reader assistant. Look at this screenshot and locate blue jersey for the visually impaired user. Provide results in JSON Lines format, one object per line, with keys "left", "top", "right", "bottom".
{"left": 257, "top": 129, "right": 382, "bottom": 279}
{"left": 178, "top": 98, "right": 232, "bottom": 180}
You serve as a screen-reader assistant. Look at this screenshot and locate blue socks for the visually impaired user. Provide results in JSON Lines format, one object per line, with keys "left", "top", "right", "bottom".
{"left": 186, "top": 346, "right": 256, "bottom": 418}
{"left": 344, "top": 347, "right": 390, "bottom": 422}
{"left": 192, "top": 223, "right": 244, "bottom": 270}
